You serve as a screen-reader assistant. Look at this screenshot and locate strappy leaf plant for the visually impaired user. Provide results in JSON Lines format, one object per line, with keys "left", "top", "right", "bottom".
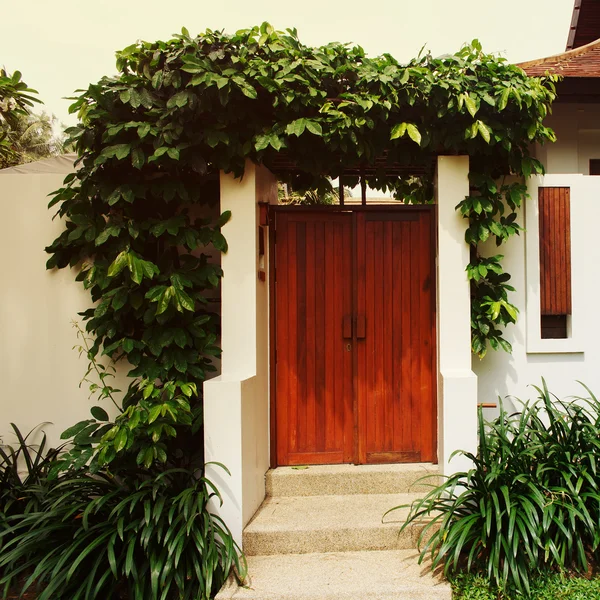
{"left": 389, "top": 381, "right": 600, "bottom": 595}
{"left": 0, "top": 465, "right": 244, "bottom": 600}
{"left": 0, "top": 424, "right": 62, "bottom": 521}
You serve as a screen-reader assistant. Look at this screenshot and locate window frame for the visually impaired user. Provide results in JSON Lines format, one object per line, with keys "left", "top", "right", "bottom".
{"left": 525, "top": 175, "right": 585, "bottom": 354}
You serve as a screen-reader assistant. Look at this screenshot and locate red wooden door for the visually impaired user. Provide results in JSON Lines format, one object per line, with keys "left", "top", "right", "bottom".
{"left": 355, "top": 211, "right": 436, "bottom": 464}
{"left": 273, "top": 208, "right": 436, "bottom": 466}
{"left": 274, "top": 212, "right": 354, "bottom": 465}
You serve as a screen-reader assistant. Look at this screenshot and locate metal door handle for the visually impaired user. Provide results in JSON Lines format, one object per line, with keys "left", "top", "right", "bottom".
{"left": 356, "top": 315, "right": 366, "bottom": 339}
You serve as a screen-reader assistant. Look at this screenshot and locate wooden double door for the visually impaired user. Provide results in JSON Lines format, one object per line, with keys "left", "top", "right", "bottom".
{"left": 273, "top": 208, "right": 436, "bottom": 466}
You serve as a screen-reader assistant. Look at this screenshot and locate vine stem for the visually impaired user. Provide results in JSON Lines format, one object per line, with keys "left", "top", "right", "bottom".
{"left": 72, "top": 320, "right": 123, "bottom": 414}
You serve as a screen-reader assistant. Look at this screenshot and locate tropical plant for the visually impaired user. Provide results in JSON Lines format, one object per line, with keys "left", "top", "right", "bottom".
{"left": 0, "top": 68, "right": 66, "bottom": 168}
{"left": 0, "top": 424, "right": 62, "bottom": 520}
{"left": 390, "top": 382, "right": 600, "bottom": 595}
{"left": 0, "top": 465, "right": 244, "bottom": 600}
{"left": 6, "top": 110, "right": 66, "bottom": 165}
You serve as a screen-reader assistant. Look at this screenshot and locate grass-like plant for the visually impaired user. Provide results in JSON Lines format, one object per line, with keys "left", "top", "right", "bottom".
{"left": 0, "top": 465, "right": 245, "bottom": 600}
{"left": 0, "top": 424, "right": 62, "bottom": 520}
{"left": 390, "top": 381, "right": 600, "bottom": 595}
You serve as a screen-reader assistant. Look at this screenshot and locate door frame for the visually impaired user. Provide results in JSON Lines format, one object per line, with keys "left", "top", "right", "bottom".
{"left": 269, "top": 204, "right": 438, "bottom": 467}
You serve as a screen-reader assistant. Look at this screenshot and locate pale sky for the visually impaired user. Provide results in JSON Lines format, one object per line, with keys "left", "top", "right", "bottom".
{"left": 2, "top": 0, "right": 574, "bottom": 126}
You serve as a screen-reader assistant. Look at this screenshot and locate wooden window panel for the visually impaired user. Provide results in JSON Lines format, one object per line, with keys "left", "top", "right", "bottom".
{"left": 541, "top": 315, "right": 567, "bottom": 339}
{"left": 590, "top": 159, "right": 600, "bottom": 175}
{"left": 538, "top": 187, "right": 572, "bottom": 331}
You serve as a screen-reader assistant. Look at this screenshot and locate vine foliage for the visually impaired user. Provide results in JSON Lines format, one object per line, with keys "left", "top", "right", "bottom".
{"left": 46, "top": 24, "right": 556, "bottom": 468}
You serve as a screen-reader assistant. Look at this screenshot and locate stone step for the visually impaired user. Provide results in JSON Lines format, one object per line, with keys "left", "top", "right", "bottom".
{"left": 243, "top": 493, "right": 432, "bottom": 556}
{"left": 266, "top": 463, "right": 438, "bottom": 497}
{"left": 216, "top": 550, "right": 452, "bottom": 600}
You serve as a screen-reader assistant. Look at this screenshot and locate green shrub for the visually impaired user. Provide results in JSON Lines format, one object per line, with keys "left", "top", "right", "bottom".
{"left": 0, "top": 424, "right": 62, "bottom": 521}
{"left": 451, "top": 572, "right": 600, "bottom": 599}
{"left": 0, "top": 465, "right": 244, "bottom": 600}
{"left": 392, "top": 381, "right": 600, "bottom": 595}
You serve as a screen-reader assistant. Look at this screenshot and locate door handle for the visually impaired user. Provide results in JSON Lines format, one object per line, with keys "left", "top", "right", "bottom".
{"left": 343, "top": 315, "right": 353, "bottom": 339}
{"left": 356, "top": 315, "right": 366, "bottom": 339}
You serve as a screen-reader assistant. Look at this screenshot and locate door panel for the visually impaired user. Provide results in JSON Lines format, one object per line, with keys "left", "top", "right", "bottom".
{"left": 274, "top": 208, "right": 436, "bottom": 467}
{"left": 275, "top": 212, "right": 353, "bottom": 465}
{"left": 356, "top": 211, "right": 436, "bottom": 464}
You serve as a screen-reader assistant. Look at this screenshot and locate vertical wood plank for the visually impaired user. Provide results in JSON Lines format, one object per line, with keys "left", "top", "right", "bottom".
{"left": 565, "top": 189, "right": 572, "bottom": 313}
{"left": 356, "top": 212, "right": 367, "bottom": 463}
{"left": 324, "top": 222, "right": 335, "bottom": 451}
{"left": 305, "top": 222, "right": 316, "bottom": 452}
{"left": 287, "top": 221, "right": 298, "bottom": 455}
{"left": 275, "top": 214, "right": 289, "bottom": 466}
{"left": 296, "top": 222, "right": 307, "bottom": 452}
{"left": 315, "top": 221, "right": 326, "bottom": 452}
{"left": 383, "top": 221, "right": 394, "bottom": 452}
{"left": 365, "top": 219, "right": 377, "bottom": 454}
{"left": 343, "top": 216, "right": 355, "bottom": 462}
{"left": 419, "top": 213, "right": 434, "bottom": 461}
{"left": 392, "top": 221, "right": 404, "bottom": 454}
{"left": 400, "top": 220, "right": 413, "bottom": 454}
{"left": 539, "top": 187, "right": 572, "bottom": 316}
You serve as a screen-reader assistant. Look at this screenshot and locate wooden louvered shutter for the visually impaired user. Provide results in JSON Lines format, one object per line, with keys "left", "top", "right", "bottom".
{"left": 538, "top": 187, "right": 571, "bottom": 338}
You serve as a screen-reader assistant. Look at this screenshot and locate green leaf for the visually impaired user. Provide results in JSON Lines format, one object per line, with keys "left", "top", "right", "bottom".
{"left": 406, "top": 123, "right": 421, "bottom": 145}
{"left": 239, "top": 82, "right": 257, "bottom": 99}
{"left": 156, "top": 287, "right": 174, "bottom": 315}
{"left": 108, "top": 251, "right": 129, "bottom": 277}
{"left": 305, "top": 121, "right": 323, "bottom": 136}
{"left": 122, "top": 338, "right": 134, "bottom": 353}
{"left": 286, "top": 119, "right": 306, "bottom": 137}
{"left": 114, "top": 428, "right": 128, "bottom": 452}
{"left": 129, "top": 89, "right": 141, "bottom": 108}
{"left": 255, "top": 134, "right": 270, "bottom": 151}
{"left": 132, "top": 148, "right": 145, "bottom": 169}
{"left": 477, "top": 121, "right": 491, "bottom": 144}
{"left": 167, "top": 147, "right": 180, "bottom": 160}
{"left": 390, "top": 122, "right": 407, "bottom": 140}
{"left": 148, "top": 405, "right": 162, "bottom": 424}
{"left": 502, "top": 300, "right": 519, "bottom": 321}
{"left": 498, "top": 87, "right": 510, "bottom": 111}
{"left": 91, "top": 406, "right": 109, "bottom": 421}
{"left": 61, "top": 420, "right": 93, "bottom": 439}
{"left": 116, "top": 144, "right": 130, "bottom": 159}
{"left": 128, "top": 254, "right": 143, "bottom": 284}
{"left": 217, "top": 210, "right": 232, "bottom": 227}
{"left": 465, "top": 95, "right": 478, "bottom": 117}
{"left": 175, "top": 288, "right": 195, "bottom": 312}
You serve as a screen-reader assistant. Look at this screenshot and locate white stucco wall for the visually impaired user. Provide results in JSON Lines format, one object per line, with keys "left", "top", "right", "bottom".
{"left": 0, "top": 169, "right": 125, "bottom": 450}
{"left": 473, "top": 105, "right": 600, "bottom": 408}
{"left": 538, "top": 103, "right": 600, "bottom": 175}
{"left": 436, "top": 156, "right": 478, "bottom": 475}
{"left": 473, "top": 173, "right": 600, "bottom": 408}
{"left": 204, "top": 162, "right": 277, "bottom": 547}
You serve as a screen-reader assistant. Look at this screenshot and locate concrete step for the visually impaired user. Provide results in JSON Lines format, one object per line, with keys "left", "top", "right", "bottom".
{"left": 243, "top": 493, "right": 432, "bottom": 556}
{"left": 216, "top": 550, "right": 452, "bottom": 600}
{"left": 266, "top": 463, "right": 438, "bottom": 497}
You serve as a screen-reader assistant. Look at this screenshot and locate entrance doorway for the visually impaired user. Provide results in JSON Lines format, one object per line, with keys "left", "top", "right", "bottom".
{"left": 272, "top": 207, "right": 436, "bottom": 466}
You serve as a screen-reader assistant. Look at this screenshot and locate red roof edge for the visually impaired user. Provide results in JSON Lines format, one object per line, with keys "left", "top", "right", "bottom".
{"left": 518, "top": 37, "right": 600, "bottom": 77}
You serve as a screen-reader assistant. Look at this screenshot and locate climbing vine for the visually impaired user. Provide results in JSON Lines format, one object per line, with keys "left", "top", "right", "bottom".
{"left": 46, "top": 24, "right": 556, "bottom": 468}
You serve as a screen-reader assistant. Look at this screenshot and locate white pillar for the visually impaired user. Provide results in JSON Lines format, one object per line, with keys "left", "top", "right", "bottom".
{"left": 436, "top": 156, "right": 478, "bottom": 476}
{"left": 204, "top": 162, "right": 277, "bottom": 546}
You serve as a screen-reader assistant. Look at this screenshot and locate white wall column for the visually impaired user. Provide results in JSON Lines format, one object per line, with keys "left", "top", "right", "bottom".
{"left": 436, "top": 156, "right": 478, "bottom": 475}
{"left": 204, "top": 161, "right": 277, "bottom": 546}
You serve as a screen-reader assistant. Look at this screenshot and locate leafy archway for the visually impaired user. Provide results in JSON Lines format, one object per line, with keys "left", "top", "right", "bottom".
{"left": 46, "top": 23, "right": 556, "bottom": 469}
